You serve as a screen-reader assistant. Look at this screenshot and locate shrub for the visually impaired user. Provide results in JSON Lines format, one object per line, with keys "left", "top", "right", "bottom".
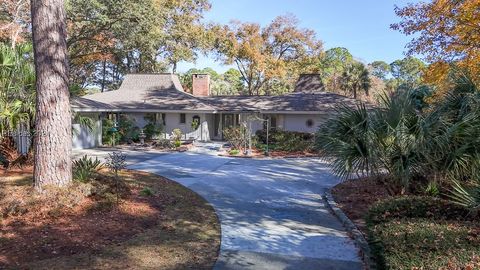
{"left": 102, "top": 115, "right": 141, "bottom": 145}
{"left": 256, "top": 129, "right": 313, "bottom": 144}
{"left": 223, "top": 127, "right": 246, "bottom": 150}
{"left": 73, "top": 155, "right": 103, "bottom": 182}
{"left": 424, "top": 181, "right": 440, "bottom": 197}
{"left": 143, "top": 123, "right": 163, "bottom": 140}
{"left": 229, "top": 149, "right": 240, "bottom": 155}
{"left": 140, "top": 187, "right": 154, "bottom": 196}
{"left": 171, "top": 128, "right": 183, "bottom": 141}
{"left": 118, "top": 115, "right": 137, "bottom": 143}
{"left": 174, "top": 140, "right": 182, "bottom": 148}
{"left": 272, "top": 131, "right": 314, "bottom": 152}
{"left": 154, "top": 139, "right": 173, "bottom": 149}
{"left": 316, "top": 78, "right": 480, "bottom": 195}
{"left": 255, "top": 129, "right": 314, "bottom": 152}
{"left": 102, "top": 118, "right": 121, "bottom": 146}
{"left": 449, "top": 180, "right": 480, "bottom": 213}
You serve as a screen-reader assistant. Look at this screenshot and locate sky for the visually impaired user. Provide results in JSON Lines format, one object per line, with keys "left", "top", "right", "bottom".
{"left": 176, "top": 0, "right": 418, "bottom": 73}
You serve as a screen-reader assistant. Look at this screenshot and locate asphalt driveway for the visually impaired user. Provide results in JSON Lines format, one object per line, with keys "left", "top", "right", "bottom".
{"left": 125, "top": 150, "right": 362, "bottom": 270}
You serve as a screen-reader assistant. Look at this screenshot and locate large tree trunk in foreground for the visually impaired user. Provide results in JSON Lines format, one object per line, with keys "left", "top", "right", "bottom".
{"left": 31, "top": 0, "right": 72, "bottom": 191}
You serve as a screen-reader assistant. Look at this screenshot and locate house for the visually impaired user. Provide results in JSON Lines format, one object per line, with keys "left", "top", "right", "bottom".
{"left": 71, "top": 73, "right": 360, "bottom": 149}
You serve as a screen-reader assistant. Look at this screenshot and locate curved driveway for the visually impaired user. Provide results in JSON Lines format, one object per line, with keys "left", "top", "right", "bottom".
{"left": 128, "top": 148, "right": 362, "bottom": 270}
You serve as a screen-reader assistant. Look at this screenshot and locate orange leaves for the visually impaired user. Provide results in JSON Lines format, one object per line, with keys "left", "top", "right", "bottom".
{"left": 216, "top": 15, "right": 323, "bottom": 95}
{"left": 393, "top": 0, "right": 480, "bottom": 89}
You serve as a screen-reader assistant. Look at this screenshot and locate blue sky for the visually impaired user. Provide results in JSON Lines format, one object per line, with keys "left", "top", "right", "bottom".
{"left": 177, "top": 0, "right": 418, "bottom": 73}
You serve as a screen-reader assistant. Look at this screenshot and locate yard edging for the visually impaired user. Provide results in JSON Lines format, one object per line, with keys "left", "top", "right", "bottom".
{"left": 322, "top": 190, "right": 376, "bottom": 270}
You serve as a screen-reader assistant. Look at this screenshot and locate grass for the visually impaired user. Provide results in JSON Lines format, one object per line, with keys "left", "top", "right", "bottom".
{"left": 332, "top": 178, "right": 480, "bottom": 270}
{"left": 366, "top": 196, "right": 479, "bottom": 270}
{"left": 369, "top": 219, "right": 480, "bottom": 269}
{"left": 0, "top": 169, "right": 220, "bottom": 269}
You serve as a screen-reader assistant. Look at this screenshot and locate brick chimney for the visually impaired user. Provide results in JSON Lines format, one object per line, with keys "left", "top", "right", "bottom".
{"left": 192, "top": 74, "right": 210, "bottom": 96}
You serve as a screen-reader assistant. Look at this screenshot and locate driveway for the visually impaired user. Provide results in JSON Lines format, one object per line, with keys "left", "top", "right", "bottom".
{"left": 75, "top": 147, "right": 362, "bottom": 269}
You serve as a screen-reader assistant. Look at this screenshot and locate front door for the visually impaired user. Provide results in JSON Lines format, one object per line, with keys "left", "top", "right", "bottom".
{"left": 213, "top": 113, "right": 240, "bottom": 140}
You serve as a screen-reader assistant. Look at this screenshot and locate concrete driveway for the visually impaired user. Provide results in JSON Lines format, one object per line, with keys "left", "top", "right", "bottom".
{"left": 124, "top": 149, "right": 362, "bottom": 270}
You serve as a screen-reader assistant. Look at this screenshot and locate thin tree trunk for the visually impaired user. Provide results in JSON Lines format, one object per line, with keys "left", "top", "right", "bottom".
{"left": 31, "top": 0, "right": 72, "bottom": 191}
{"left": 101, "top": 59, "right": 106, "bottom": 92}
{"left": 172, "top": 61, "right": 177, "bottom": 74}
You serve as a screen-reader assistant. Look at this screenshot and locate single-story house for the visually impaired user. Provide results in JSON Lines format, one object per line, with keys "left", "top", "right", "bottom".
{"left": 71, "top": 73, "right": 359, "bottom": 149}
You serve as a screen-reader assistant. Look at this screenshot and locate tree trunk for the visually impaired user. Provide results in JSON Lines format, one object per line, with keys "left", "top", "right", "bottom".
{"left": 101, "top": 59, "right": 106, "bottom": 92}
{"left": 172, "top": 61, "right": 177, "bottom": 74}
{"left": 31, "top": 0, "right": 72, "bottom": 191}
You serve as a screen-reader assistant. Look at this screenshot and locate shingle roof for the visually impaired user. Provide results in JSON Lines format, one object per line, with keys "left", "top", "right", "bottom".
{"left": 201, "top": 92, "right": 359, "bottom": 113}
{"left": 72, "top": 73, "right": 361, "bottom": 113}
{"left": 71, "top": 74, "right": 216, "bottom": 112}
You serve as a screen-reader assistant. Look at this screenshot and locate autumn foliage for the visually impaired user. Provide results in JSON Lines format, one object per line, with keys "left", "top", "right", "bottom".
{"left": 392, "top": 0, "right": 480, "bottom": 95}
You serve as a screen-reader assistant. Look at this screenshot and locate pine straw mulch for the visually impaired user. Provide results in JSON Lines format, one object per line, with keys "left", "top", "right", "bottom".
{"left": 330, "top": 176, "right": 392, "bottom": 233}
{"left": 220, "top": 147, "right": 319, "bottom": 158}
{"left": 0, "top": 168, "right": 220, "bottom": 269}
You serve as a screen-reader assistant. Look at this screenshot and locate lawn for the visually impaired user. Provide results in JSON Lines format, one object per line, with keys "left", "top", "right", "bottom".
{"left": 332, "top": 178, "right": 480, "bottom": 270}
{"left": 0, "top": 168, "right": 220, "bottom": 269}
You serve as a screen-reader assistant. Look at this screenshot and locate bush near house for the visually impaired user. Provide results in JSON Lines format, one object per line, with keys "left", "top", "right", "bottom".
{"left": 223, "top": 127, "right": 247, "bottom": 150}
{"left": 255, "top": 129, "right": 314, "bottom": 152}
{"left": 102, "top": 116, "right": 140, "bottom": 145}
{"left": 143, "top": 113, "right": 164, "bottom": 140}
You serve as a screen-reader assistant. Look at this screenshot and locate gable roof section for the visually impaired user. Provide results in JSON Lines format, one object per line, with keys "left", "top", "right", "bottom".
{"left": 71, "top": 74, "right": 216, "bottom": 112}
{"left": 72, "top": 73, "right": 362, "bottom": 114}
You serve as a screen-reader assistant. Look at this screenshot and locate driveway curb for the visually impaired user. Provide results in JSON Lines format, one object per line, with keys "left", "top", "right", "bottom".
{"left": 322, "top": 190, "right": 376, "bottom": 270}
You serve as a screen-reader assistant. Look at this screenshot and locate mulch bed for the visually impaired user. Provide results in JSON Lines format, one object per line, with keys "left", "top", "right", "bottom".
{"left": 330, "top": 177, "right": 391, "bottom": 233}
{"left": 0, "top": 169, "right": 220, "bottom": 269}
{"left": 220, "top": 147, "right": 319, "bottom": 158}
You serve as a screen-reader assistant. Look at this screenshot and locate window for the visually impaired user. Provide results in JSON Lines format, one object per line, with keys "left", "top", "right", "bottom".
{"left": 263, "top": 115, "right": 277, "bottom": 130}
{"left": 162, "top": 113, "right": 166, "bottom": 125}
{"left": 306, "top": 119, "right": 314, "bottom": 128}
{"left": 180, "top": 113, "right": 186, "bottom": 124}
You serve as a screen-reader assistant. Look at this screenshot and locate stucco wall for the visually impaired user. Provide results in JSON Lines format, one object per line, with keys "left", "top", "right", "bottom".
{"left": 121, "top": 112, "right": 211, "bottom": 141}
{"left": 282, "top": 114, "right": 327, "bottom": 133}
{"left": 128, "top": 112, "right": 149, "bottom": 129}
{"left": 72, "top": 113, "right": 102, "bottom": 149}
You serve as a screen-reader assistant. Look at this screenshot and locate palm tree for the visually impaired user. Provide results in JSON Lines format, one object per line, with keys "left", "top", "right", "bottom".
{"left": 339, "top": 62, "right": 371, "bottom": 99}
{"left": 0, "top": 43, "right": 36, "bottom": 164}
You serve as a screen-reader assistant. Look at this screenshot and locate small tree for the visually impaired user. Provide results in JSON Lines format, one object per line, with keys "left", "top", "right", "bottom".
{"left": 106, "top": 151, "right": 126, "bottom": 205}
{"left": 223, "top": 127, "right": 247, "bottom": 150}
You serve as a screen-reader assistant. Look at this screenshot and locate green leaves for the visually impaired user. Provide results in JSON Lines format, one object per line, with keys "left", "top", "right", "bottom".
{"left": 316, "top": 103, "right": 373, "bottom": 180}
{"left": 317, "top": 75, "right": 480, "bottom": 197}
{"left": 449, "top": 180, "right": 480, "bottom": 211}
{"left": 0, "top": 43, "right": 35, "bottom": 135}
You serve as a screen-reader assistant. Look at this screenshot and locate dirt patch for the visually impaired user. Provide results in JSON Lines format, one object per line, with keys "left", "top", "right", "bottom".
{"left": 331, "top": 177, "right": 391, "bottom": 232}
{"left": 0, "top": 169, "right": 220, "bottom": 269}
